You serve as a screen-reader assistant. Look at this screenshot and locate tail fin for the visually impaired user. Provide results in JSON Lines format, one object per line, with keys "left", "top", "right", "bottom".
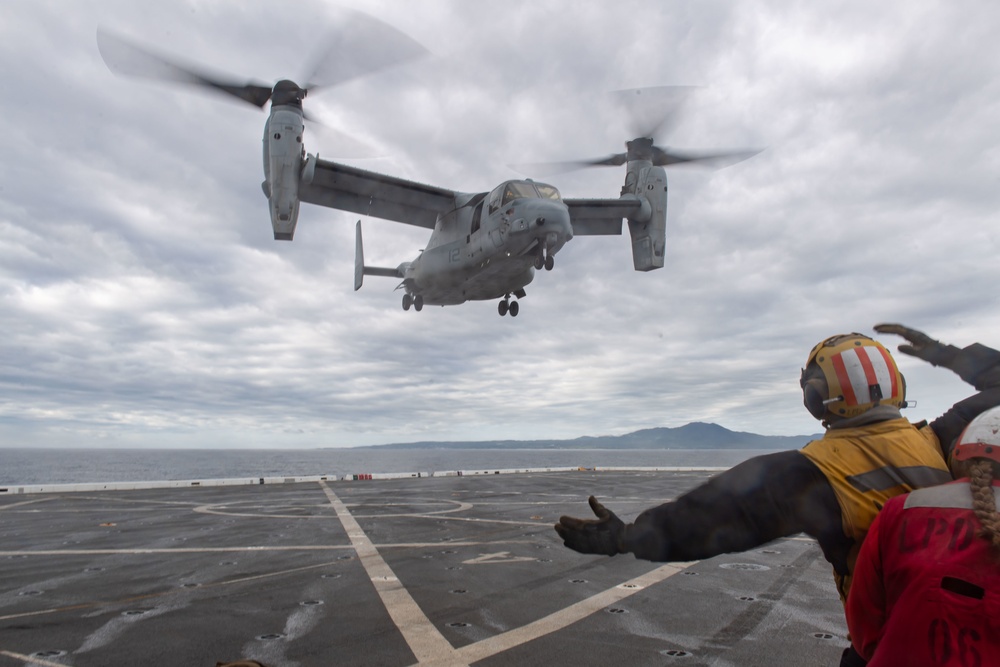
{"left": 354, "top": 220, "right": 407, "bottom": 291}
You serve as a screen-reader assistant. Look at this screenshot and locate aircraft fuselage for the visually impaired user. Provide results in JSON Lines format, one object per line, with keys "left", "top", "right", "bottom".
{"left": 404, "top": 181, "right": 572, "bottom": 306}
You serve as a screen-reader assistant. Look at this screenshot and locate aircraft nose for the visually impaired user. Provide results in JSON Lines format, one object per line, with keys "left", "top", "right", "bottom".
{"left": 530, "top": 202, "right": 573, "bottom": 238}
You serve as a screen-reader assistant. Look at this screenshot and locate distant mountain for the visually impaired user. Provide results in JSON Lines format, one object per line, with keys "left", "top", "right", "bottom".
{"left": 357, "top": 422, "right": 820, "bottom": 450}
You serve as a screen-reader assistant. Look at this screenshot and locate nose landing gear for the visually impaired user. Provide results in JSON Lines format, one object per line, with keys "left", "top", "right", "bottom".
{"left": 498, "top": 294, "right": 519, "bottom": 317}
{"left": 533, "top": 247, "right": 555, "bottom": 271}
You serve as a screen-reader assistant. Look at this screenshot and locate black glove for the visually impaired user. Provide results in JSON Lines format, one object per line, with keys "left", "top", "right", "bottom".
{"left": 875, "top": 323, "right": 1000, "bottom": 390}
{"left": 555, "top": 496, "right": 627, "bottom": 556}
{"left": 873, "top": 323, "right": 959, "bottom": 368}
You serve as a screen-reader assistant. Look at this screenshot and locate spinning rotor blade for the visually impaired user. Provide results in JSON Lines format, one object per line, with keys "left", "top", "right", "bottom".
{"left": 99, "top": 11, "right": 427, "bottom": 112}
{"left": 301, "top": 10, "right": 429, "bottom": 92}
{"left": 510, "top": 155, "right": 626, "bottom": 176}
{"left": 609, "top": 85, "right": 700, "bottom": 142}
{"left": 97, "top": 28, "right": 273, "bottom": 108}
{"left": 649, "top": 146, "right": 763, "bottom": 168}
{"left": 514, "top": 86, "right": 762, "bottom": 176}
{"left": 515, "top": 145, "right": 762, "bottom": 176}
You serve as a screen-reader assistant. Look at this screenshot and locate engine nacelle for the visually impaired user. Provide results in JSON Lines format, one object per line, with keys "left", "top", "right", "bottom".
{"left": 262, "top": 107, "right": 305, "bottom": 240}
{"left": 625, "top": 164, "right": 668, "bottom": 271}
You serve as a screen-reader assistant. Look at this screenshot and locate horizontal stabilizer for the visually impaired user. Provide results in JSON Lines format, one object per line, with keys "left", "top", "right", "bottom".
{"left": 364, "top": 267, "right": 402, "bottom": 278}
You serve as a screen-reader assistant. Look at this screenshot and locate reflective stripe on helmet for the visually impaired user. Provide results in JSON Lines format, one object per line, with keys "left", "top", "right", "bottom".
{"left": 831, "top": 345, "right": 900, "bottom": 407}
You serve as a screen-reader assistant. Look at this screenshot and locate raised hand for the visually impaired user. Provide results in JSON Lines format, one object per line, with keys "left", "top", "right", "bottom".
{"left": 873, "top": 323, "right": 958, "bottom": 367}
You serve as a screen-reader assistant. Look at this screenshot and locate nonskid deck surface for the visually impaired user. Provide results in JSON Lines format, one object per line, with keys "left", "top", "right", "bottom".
{"left": 0, "top": 471, "right": 847, "bottom": 666}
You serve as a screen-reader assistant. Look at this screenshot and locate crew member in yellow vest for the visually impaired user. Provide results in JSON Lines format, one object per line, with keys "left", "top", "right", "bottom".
{"left": 555, "top": 324, "right": 1000, "bottom": 667}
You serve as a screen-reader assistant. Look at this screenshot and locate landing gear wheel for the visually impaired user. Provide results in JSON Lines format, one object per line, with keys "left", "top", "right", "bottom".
{"left": 402, "top": 294, "right": 412, "bottom": 311}
{"left": 414, "top": 295, "right": 424, "bottom": 312}
{"left": 544, "top": 255, "right": 554, "bottom": 271}
{"left": 498, "top": 295, "right": 519, "bottom": 317}
{"left": 534, "top": 254, "right": 544, "bottom": 270}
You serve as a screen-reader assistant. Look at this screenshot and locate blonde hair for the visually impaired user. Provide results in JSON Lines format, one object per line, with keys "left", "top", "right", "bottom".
{"left": 967, "top": 459, "right": 1000, "bottom": 553}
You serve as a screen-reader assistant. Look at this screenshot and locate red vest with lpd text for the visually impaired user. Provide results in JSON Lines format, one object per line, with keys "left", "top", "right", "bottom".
{"left": 846, "top": 480, "right": 1000, "bottom": 666}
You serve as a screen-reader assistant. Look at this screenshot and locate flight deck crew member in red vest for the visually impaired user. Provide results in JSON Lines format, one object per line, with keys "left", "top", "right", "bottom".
{"left": 555, "top": 324, "right": 1000, "bottom": 667}
{"left": 846, "top": 406, "right": 1000, "bottom": 666}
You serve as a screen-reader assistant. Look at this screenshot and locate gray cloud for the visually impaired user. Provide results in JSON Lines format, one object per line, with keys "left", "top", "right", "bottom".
{"left": 3, "top": 0, "right": 1000, "bottom": 449}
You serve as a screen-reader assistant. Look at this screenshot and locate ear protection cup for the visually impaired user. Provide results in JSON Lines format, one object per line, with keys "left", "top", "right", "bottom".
{"left": 802, "top": 376, "right": 829, "bottom": 421}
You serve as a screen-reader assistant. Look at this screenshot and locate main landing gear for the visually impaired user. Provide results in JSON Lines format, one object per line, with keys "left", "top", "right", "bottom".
{"left": 498, "top": 294, "right": 519, "bottom": 317}
{"left": 533, "top": 248, "right": 554, "bottom": 271}
{"left": 402, "top": 293, "right": 423, "bottom": 312}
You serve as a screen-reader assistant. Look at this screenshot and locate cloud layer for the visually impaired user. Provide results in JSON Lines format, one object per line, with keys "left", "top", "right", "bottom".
{"left": 3, "top": 0, "right": 1000, "bottom": 448}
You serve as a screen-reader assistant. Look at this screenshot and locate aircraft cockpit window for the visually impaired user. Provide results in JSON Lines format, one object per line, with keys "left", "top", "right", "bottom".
{"left": 502, "top": 181, "right": 541, "bottom": 206}
{"left": 534, "top": 183, "right": 561, "bottom": 201}
{"left": 471, "top": 201, "right": 484, "bottom": 234}
{"left": 488, "top": 185, "right": 503, "bottom": 213}
{"left": 493, "top": 181, "right": 563, "bottom": 209}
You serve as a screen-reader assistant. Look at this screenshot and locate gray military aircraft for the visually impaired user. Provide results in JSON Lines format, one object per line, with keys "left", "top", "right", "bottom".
{"left": 342, "top": 149, "right": 666, "bottom": 317}
{"left": 98, "top": 16, "right": 759, "bottom": 317}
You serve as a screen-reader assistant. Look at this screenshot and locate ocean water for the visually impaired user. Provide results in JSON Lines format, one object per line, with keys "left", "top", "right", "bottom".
{"left": 0, "top": 448, "right": 781, "bottom": 485}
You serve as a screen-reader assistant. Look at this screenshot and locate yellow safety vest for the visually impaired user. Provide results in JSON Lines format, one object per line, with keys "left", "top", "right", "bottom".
{"left": 800, "top": 418, "right": 952, "bottom": 602}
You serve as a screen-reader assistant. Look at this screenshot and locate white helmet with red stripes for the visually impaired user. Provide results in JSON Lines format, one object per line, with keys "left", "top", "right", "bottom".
{"left": 952, "top": 406, "right": 1000, "bottom": 466}
{"left": 801, "top": 333, "right": 906, "bottom": 421}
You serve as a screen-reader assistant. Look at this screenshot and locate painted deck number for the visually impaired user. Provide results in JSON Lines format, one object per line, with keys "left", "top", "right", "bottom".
{"left": 449, "top": 248, "right": 460, "bottom": 262}
{"left": 463, "top": 552, "right": 537, "bottom": 564}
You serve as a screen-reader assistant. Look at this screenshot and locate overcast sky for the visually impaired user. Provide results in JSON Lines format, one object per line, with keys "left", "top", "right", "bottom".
{"left": 3, "top": 0, "right": 1000, "bottom": 449}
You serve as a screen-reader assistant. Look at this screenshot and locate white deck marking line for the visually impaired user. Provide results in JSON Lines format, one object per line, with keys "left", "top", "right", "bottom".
{"left": 0, "top": 649, "right": 70, "bottom": 667}
{"left": 0, "top": 560, "right": 342, "bottom": 622}
{"left": 374, "top": 540, "right": 532, "bottom": 549}
{"left": 0, "top": 540, "right": 534, "bottom": 557}
{"left": 320, "top": 482, "right": 697, "bottom": 667}
{"left": 419, "top": 516, "right": 550, "bottom": 526}
{"left": 0, "top": 547, "right": 350, "bottom": 556}
{"left": 72, "top": 495, "right": 205, "bottom": 506}
{"left": 319, "top": 481, "right": 468, "bottom": 666}
{"left": 452, "top": 561, "right": 692, "bottom": 665}
{"left": 0, "top": 498, "right": 53, "bottom": 511}
{"left": 191, "top": 498, "right": 473, "bottom": 520}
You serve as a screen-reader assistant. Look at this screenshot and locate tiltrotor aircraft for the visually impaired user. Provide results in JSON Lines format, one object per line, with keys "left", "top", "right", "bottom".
{"left": 98, "top": 14, "right": 759, "bottom": 317}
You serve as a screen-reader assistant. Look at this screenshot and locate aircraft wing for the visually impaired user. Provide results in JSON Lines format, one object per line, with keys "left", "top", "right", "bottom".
{"left": 564, "top": 198, "right": 644, "bottom": 235}
{"left": 299, "top": 157, "right": 458, "bottom": 229}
